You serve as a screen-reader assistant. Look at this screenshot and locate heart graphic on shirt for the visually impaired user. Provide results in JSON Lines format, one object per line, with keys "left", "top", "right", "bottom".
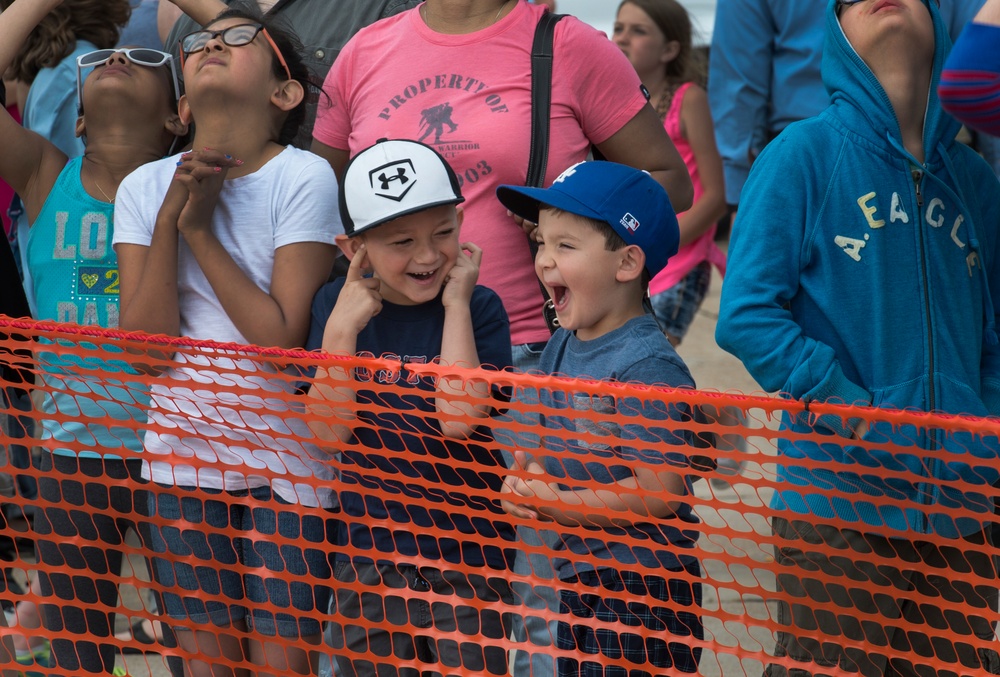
{"left": 81, "top": 274, "right": 99, "bottom": 289}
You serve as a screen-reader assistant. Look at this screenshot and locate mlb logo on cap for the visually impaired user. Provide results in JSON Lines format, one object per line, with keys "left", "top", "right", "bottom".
{"left": 621, "top": 213, "right": 640, "bottom": 232}
{"left": 495, "top": 161, "right": 679, "bottom": 277}
{"left": 340, "top": 138, "right": 465, "bottom": 236}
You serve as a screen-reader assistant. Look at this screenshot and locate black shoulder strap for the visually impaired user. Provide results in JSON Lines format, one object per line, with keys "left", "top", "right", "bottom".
{"left": 526, "top": 12, "right": 565, "bottom": 188}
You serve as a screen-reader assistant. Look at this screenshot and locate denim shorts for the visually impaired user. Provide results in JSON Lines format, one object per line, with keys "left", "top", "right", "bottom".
{"left": 242, "top": 485, "right": 333, "bottom": 639}
{"left": 649, "top": 261, "right": 712, "bottom": 343}
{"left": 511, "top": 341, "right": 548, "bottom": 374}
{"left": 143, "top": 486, "right": 249, "bottom": 629}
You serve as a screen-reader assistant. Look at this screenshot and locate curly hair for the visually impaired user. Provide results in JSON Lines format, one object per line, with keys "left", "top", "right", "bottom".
{"left": 206, "top": 3, "right": 322, "bottom": 147}
{"left": 1, "top": 0, "right": 132, "bottom": 83}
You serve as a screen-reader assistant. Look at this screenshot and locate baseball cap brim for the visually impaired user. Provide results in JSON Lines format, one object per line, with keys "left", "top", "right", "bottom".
{"left": 344, "top": 196, "right": 465, "bottom": 238}
{"left": 496, "top": 185, "right": 606, "bottom": 225}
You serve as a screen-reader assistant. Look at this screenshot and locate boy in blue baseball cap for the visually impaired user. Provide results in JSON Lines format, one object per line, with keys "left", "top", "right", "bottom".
{"left": 496, "top": 160, "right": 703, "bottom": 675}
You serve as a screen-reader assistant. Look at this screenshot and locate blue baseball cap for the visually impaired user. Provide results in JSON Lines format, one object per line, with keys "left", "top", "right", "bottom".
{"left": 496, "top": 161, "right": 679, "bottom": 277}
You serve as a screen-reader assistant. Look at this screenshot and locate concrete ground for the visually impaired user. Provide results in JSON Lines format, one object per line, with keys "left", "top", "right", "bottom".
{"left": 677, "top": 266, "right": 782, "bottom": 677}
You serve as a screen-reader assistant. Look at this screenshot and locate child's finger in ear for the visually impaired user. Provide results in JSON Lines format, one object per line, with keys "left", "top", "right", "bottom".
{"left": 461, "top": 241, "right": 483, "bottom": 265}
{"left": 345, "top": 244, "right": 367, "bottom": 281}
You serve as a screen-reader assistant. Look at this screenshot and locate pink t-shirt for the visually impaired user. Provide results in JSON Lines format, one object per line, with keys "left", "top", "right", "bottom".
{"left": 314, "top": 2, "right": 647, "bottom": 345}
{"left": 649, "top": 82, "right": 726, "bottom": 295}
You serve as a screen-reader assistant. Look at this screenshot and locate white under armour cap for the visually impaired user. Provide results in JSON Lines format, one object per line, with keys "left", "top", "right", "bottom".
{"left": 339, "top": 138, "right": 465, "bottom": 237}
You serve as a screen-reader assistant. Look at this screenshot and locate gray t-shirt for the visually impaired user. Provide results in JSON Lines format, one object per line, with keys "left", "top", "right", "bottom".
{"left": 532, "top": 314, "right": 699, "bottom": 579}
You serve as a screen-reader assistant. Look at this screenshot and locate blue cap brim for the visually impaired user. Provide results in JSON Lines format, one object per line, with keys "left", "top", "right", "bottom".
{"left": 496, "top": 184, "right": 607, "bottom": 225}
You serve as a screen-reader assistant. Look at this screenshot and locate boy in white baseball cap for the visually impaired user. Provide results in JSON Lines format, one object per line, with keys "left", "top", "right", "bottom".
{"left": 303, "top": 138, "right": 515, "bottom": 677}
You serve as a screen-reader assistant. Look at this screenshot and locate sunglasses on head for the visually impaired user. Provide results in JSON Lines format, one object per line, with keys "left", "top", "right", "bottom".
{"left": 179, "top": 23, "right": 291, "bottom": 81}
{"left": 75, "top": 48, "right": 180, "bottom": 114}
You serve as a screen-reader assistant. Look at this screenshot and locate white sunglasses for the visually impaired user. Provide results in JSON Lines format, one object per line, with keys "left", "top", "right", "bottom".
{"left": 75, "top": 48, "right": 180, "bottom": 115}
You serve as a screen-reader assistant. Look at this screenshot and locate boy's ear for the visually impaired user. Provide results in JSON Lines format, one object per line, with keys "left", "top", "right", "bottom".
{"left": 178, "top": 95, "right": 194, "bottom": 126}
{"left": 75, "top": 115, "right": 86, "bottom": 139}
{"left": 335, "top": 233, "right": 360, "bottom": 260}
{"left": 271, "top": 79, "right": 304, "bottom": 112}
{"left": 455, "top": 205, "right": 465, "bottom": 229}
{"left": 615, "top": 245, "right": 646, "bottom": 283}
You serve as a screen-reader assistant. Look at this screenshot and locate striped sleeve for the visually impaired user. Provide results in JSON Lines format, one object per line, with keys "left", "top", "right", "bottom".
{"left": 940, "top": 22, "right": 1000, "bottom": 137}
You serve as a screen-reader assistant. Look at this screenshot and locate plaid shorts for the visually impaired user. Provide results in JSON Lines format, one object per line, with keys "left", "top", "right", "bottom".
{"left": 649, "top": 261, "right": 712, "bottom": 343}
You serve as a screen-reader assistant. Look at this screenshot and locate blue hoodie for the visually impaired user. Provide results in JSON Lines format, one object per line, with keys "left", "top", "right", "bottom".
{"left": 716, "top": 0, "right": 1000, "bottom": 538}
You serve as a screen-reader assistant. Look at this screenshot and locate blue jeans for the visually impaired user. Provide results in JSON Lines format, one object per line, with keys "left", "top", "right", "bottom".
{"left": 511, "top": 341, "right": 547, "bottom": 374}
{"left": 242, "top": 486, "right": 332, "bottom": 639}
{"left": 143, "top": 486, "right": 249, "bottom": 628}
{"left": 34, "top": 452, "right": 147, "bottom": 674}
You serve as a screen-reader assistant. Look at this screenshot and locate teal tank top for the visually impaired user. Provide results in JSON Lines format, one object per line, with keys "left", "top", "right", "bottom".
{"left": 27, "top": 157, "right": 147, "bottom": 458}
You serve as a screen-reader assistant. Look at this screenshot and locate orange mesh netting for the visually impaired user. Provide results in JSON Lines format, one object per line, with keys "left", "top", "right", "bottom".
{"left": 0, "top": 315, "right": 998, "bottom": 677}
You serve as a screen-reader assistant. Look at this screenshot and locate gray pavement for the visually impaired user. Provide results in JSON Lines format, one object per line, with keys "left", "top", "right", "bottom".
{"left": 677, "top": 265, "right": 782, "bottom": 677}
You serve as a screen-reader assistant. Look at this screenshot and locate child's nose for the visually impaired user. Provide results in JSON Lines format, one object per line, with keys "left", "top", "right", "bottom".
{"left": 414, "top": 242, "right": 438, "bottom": 263}
{"left": 204, "top": 34, "right": 227, "bottom": 52}
{"left": 534, "top": 247, "right": 553, "bottom": 270}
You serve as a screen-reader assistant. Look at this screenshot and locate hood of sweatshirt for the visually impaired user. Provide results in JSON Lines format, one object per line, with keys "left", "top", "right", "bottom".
{"left": 822, "top": 0, "right": 997, "bottom": 347}
{"left": 823, "top": 0, "right": 958, "bottom": 165}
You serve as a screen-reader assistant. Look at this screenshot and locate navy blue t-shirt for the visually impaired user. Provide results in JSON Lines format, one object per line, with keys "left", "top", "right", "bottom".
{"left": 306, "top": 278, "right": 514, "bottom": 570}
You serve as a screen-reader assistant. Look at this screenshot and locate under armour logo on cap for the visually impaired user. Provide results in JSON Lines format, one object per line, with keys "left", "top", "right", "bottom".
{"left": 340, "top": 139, "right": 465, "bottom": 237}
{"left": 370, "top": 160, "right": 416, "bottom": 201}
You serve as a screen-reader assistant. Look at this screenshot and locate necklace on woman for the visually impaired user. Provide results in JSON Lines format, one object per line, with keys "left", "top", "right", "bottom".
{"left": 420, "top": 0, "right": 512, "bottom": 29}
{"left": 654, "top": 81, "right": 678, "bottom": 121}
{"left": 93, "top": 178, "right": 115, "bottom": 204}
{"left": 490, "top": 0, "right": 512, "bottom": 23}
{"left": 84, "top": 156, "right": 116, "bottom": 203}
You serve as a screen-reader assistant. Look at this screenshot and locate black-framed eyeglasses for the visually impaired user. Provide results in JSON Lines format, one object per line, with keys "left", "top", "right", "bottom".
{"left": 75, "top": 48, "right": 180, "bottom": 114}
{"left": 179, "top": 23, "right": 291, "bottom": 81}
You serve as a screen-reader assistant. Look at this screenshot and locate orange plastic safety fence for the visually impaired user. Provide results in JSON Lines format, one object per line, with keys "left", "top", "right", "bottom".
{"left": 0, "top": 315, "right": 998, "bottom": 677}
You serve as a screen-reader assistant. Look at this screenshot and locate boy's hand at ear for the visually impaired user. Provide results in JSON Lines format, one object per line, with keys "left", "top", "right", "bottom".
{"left": 441, "top": 242, "right": 482, "bottom": 310}
{"left": 323, "top": 244, "right": 382, "bottom": 351}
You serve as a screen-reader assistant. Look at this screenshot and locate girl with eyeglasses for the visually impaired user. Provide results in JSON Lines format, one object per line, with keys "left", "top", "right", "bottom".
{"left": 0, "top": 0, "right": 186, "bottom": 674}
{"left": 113, "top": 6, "right": 341, "bottom": 677}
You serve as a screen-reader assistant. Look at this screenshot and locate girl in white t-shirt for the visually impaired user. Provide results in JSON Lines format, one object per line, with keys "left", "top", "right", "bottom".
{"left": 113, "top": 7, "right": 342, "bottom": 676}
